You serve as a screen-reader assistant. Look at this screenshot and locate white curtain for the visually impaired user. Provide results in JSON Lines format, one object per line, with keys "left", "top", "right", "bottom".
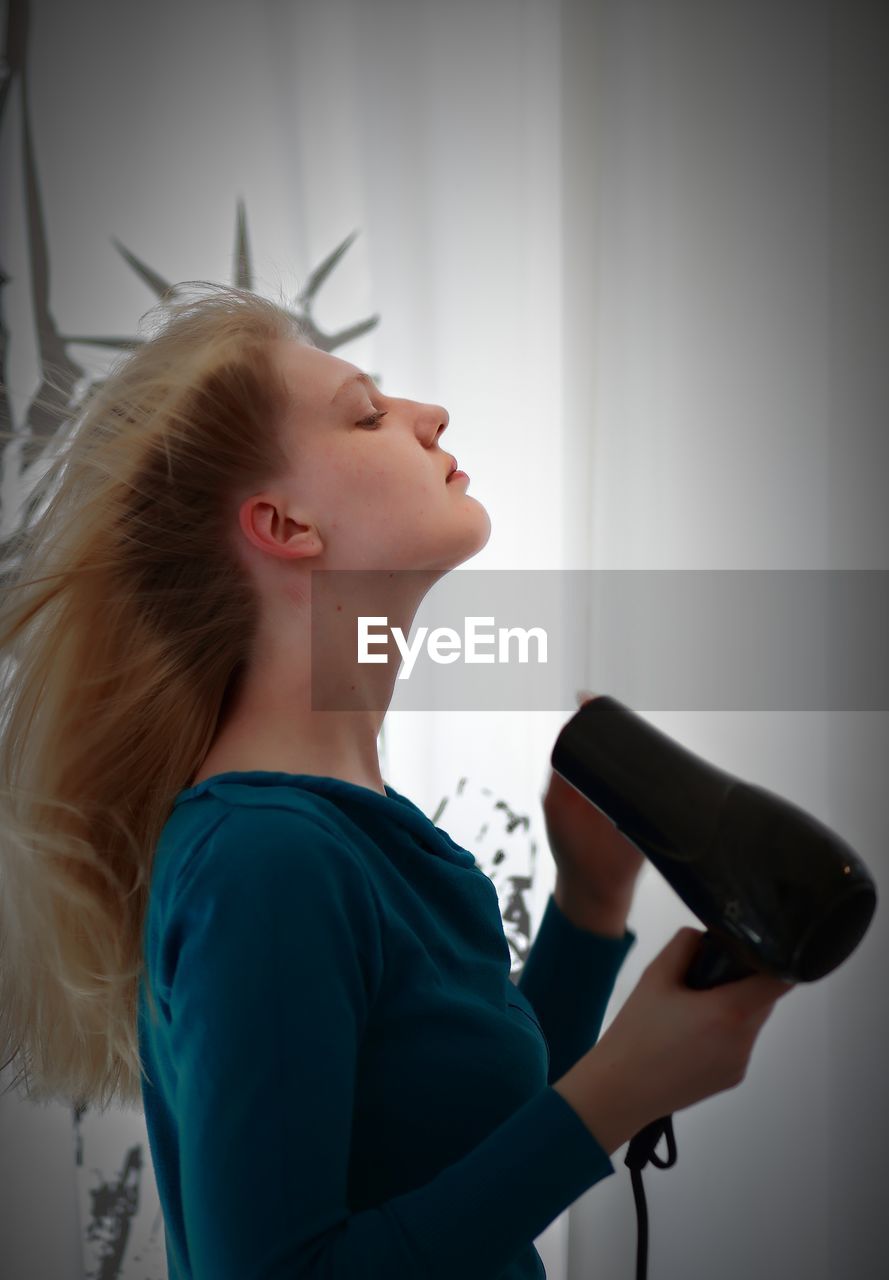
{"left": 1, "top": 0, "right": 885, "bottom": 1277}
{"left": 560, "top": 3, "right": 887, "bottom": 1279}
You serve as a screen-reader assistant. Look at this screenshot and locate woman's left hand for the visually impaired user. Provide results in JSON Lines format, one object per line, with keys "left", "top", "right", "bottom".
{"left": 541, "top": 693, "right": 646, "bottom": 915}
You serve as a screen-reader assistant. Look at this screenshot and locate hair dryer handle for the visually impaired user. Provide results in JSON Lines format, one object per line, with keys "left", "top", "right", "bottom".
{"left": 684, "top": 929, "right": 759, "bottom": 990}
{"left": 626, "top": 931, "right": 758, "bottom": 1178}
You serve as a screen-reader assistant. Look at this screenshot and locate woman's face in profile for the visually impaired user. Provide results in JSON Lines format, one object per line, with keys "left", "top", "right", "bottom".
{"left": 249, "top": 338, "right": 491, "bottom": 573}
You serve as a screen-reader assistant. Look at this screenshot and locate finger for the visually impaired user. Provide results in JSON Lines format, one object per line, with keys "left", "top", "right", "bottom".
{"left": 575, "top": 690, "right": 602, "bottom": 707}
{"left": 648, "top": 925, "right": 707, "bottom": 981}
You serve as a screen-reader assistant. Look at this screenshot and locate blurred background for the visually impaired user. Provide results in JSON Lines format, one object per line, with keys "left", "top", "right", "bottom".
{"left": 0, "top": 0, "right": 886, "bottom": 1276}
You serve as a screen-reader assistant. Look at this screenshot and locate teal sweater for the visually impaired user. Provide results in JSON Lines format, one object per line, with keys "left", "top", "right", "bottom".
{"left": 137, "top": 772, "right": 637, "bottom": 1279}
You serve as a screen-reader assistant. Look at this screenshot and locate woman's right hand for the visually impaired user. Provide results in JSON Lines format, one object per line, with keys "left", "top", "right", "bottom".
{"left": 552, "top": 926, "right": 796, "bottom": 1155}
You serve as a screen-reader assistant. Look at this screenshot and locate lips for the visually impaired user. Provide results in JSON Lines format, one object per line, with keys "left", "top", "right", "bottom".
{"left": 445, "top": 455, "right": 458, "bottom": 478}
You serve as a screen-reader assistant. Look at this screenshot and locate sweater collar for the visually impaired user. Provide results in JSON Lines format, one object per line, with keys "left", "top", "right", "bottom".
{"left": 172, "top": 770, "right": 479, "bottom": 869}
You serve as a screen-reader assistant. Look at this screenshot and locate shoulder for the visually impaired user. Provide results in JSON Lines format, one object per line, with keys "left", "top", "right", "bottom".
{"left": 170, "top": 796, "right": 377, "bottom": 921}
{"left": 150, "top": 798, "right": 385, "bottom": 1026}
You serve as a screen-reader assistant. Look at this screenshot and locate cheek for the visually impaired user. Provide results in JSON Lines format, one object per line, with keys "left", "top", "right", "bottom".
{"left": 331, "top": 467, "right": 405, "bottom": 528}
{"left": 328, "top": 450, "right": 441, "bottom": 512}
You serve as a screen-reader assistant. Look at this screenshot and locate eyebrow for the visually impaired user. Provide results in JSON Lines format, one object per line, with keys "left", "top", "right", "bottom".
{"left": 329, "top": 371, "right": 376, "bottom": 403}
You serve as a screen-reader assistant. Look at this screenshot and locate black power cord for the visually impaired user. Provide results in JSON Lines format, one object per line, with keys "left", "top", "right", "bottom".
{"left": 618, "top": 932, "right": 759, "bottom": 1277}
{"left": 623, "top": 1114, "right": 678, "bottom": 1280}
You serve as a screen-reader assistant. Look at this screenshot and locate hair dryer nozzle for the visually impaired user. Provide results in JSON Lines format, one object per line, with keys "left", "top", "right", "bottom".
{"left": 551, "top": 696, "right": 877, "bottom": 982}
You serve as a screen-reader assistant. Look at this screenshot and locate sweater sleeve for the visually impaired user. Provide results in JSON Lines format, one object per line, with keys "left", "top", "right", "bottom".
{"left": 517, "top": 892, "right": 637, "bottom": 1083}
{"left": 156, "top": 806, "right": 617, "bottom": 1280}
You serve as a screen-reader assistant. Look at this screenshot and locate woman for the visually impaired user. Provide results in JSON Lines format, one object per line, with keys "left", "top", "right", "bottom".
{"left": 0, "top": 282, "right": 794, "bottom": 1279}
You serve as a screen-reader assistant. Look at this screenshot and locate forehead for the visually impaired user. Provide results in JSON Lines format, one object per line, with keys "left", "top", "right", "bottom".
{"left": 271, "top": 339, "right": 365, "bottom": 410}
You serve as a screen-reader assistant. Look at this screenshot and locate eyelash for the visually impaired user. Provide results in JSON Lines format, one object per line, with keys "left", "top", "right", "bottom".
{"left": 358, "top": 410, "right": 388, "bottom": 429}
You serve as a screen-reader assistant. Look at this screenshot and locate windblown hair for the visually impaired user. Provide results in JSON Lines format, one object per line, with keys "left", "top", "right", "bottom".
{"left": 0, "top": 281, "right": 310, "bottom": 1112}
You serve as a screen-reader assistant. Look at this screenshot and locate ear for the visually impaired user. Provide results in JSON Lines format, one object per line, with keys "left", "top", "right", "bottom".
{"left": 237, "top": 494, "right": 323, "bottom": 561}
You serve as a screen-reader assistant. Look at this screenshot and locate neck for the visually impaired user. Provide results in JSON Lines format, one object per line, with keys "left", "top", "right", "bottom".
{"left": 195, "top": 570, "right": 442, "bottom": 795}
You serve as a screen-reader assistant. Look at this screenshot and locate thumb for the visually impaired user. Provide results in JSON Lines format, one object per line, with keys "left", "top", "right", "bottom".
{"left": 647, "top": 925, "right": 708, "bottom": 984}
{"left": 649, "top": 928, "right": 796, "bottom": 1008}
{"left": 575, "top": 690, "right": 601, "bottom": 707}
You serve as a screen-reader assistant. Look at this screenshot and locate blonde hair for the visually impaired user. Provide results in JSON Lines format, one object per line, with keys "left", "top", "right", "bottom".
{"left": 0, "top": 281, "right": 311, "bottom": 1112}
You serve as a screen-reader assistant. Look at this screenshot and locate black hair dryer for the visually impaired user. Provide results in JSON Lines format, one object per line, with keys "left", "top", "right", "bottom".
{"left": 550, "top": 695, "right": 877, "bottom": 1280}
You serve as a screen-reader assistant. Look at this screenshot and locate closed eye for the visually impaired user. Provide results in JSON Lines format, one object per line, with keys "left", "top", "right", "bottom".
{"left": 358, "top": 410, "right": 388, "bottom": 429}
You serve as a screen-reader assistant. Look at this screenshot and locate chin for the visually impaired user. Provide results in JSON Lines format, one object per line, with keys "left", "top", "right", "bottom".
{"left": 469, "top": 503, "right": 493, "bottom": 554}
{"left": 441, "top": 505, "right": 493, "bottom": 569}
{"left": 410, "top": 497, "right": 492, "bottom": 573}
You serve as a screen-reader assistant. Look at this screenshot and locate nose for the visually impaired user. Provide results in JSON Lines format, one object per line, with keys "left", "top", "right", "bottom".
{"left": 428, "top": 405, "right": 449, "bottom": 445}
